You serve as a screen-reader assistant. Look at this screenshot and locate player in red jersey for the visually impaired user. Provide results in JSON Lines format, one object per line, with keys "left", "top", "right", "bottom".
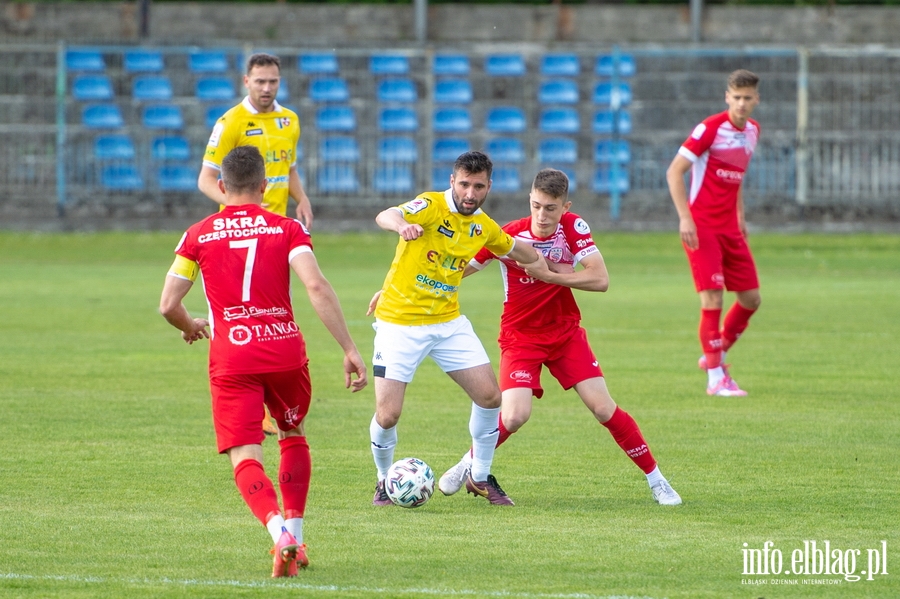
{"left": 666, "top": 69, "right": 762, "bottom": 397}
{"left": 436, "top": 169, "right": 682, "bottom": 506}
{"left": 160, "top": 146, "right": 367, "bottom": 576}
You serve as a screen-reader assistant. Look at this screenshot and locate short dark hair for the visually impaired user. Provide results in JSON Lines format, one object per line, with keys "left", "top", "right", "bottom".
{"left": 221, "top": 146, "right": 266, "bottom": 194}
{"left": 453, "top": 151, "right": 492, "bottom": 180}
{"left": 246, "top": 52, "right": 281, "bottom": 74}
{"left": 728, "top": 69, "right": 759, "bottom": 90}
{"left": 532, "top": 168, "right": 569, "bottom": 200}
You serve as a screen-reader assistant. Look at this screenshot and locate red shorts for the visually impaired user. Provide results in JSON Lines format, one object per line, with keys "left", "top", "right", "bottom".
{"left": 498, "top": 323, "right": 603, "bottom": 398}
{"left": 209, "top": 365, "right": 311, "bottom": 453}
{"left": 684, "top": 228, "right": 759, "bottom": 292}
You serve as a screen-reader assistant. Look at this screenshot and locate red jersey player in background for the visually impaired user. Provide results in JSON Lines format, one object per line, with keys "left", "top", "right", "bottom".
{"left": 436, "top": 168, "right": 682, "bottom": 506}
{"left": 666, "top": 69, "right": 762, "bottom": 397}
{"left": 160, "top": 146, "right": 367, "bottom": 577}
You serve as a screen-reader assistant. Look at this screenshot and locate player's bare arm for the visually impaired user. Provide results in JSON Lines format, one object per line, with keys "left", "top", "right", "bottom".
{"left": 289, "top": 167, "right": 314, "bottom": 229}
{"left": 521, "top": 251, "right": 609, "bottom": 292}
{"left": 737, "top": 186, "right": 748, "bottom": 238}
{"left": 198, "top": 164, "right": 227, "bottom": 206}
{"left": 666, "top": 154, "right": 698, "bottom": 250}
{"left": 375, "top": 207, "right": 423, "bottom": 241}
{"left": 159, "top": 275, "right": 209, "bottom": 344}
{"left": 290, "top": 251, "right": 368, "bottom": 392}
{"left": 506, "top": 239, "right": 540, "bottom": 266}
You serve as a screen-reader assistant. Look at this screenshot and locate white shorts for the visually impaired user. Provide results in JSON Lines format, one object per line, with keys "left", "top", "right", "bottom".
{"left": 372, "top": 316, "right": 491, "bottom": 383}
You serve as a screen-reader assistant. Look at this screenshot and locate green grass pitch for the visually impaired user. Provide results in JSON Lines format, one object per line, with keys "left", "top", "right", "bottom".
{"left": 0, "top": 230, "right": 897, "bottom": 599}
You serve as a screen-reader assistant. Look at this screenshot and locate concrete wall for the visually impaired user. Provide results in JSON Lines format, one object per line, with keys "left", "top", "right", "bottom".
{"left": 4, "top": 1, "right": 900, "bottom": 46}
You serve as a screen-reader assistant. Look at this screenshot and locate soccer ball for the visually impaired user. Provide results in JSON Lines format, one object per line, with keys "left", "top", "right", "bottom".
{"left": 385, "top": 457, "right": 435, "bottom": 508}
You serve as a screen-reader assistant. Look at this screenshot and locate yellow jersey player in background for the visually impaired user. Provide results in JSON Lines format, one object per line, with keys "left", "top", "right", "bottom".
{"left": 198, "top": 52, "right": 313, "bottom": 228}
{"left": 197, "top": 52, "right": 314, "bottom": 435}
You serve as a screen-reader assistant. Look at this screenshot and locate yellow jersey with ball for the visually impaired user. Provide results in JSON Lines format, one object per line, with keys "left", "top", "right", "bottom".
{"left": 375, "top": 190, "right": 515, "bottom": 326}
{"left": 203, "top": 97, "right": 300, "bottom": 217}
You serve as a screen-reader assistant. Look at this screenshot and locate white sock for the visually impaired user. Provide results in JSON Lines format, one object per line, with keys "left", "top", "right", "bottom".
{"left": 645, "top": 465, "right": 665, "bottom": 488}
{"left": 285, "top": 517, "right": 303, "bottom": 544}
{"left": 266, "top": 514, "right": 286, "bottom": 544}
{"left": 369, "top": 414, "right": 397, "bottom": 480}
{"left": 469, "top": 404, "right": 500, "bottom": 482}
{"left": 707, "top": 366, "right": 725, "bottom": 387}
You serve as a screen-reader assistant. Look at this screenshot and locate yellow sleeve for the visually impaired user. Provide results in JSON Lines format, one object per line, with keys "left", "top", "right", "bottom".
{"left": 203, "top": 114, "right": 240, "bottom": 170}
{"left": 484, "top": 220, "right": 515, "bottom": 257}
{"left": 168, "top": 254, "right": 199, "bottom": 282}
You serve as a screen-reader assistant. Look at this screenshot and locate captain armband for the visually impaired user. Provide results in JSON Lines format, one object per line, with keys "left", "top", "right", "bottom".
{"left": 168, "top": 255, "right": 199, "bottom": 282}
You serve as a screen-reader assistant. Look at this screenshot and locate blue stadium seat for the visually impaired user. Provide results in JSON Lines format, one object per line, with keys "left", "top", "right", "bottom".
{"left": 276, "top": 83, "right": 289, "bottom": 103}
{"left": 133, "top": 76, "right": 173, "bottom": 101}
{"left": 309, "top": 78, "right": 349, "bottom": 102}
{"left": 142, "top": 105, "right": 184, "bottom": 129}
{"left": 378, "top": 137, "right": 417, "bottom": 162}
{"left": 433, "top": 108, "right": 472, "bottom": 133}
{"left": 196, "top": 77, "right": 235, "bottom": 102}
{"left": 319, "top": 136, "right": 360, "bottom": 162}
{"left": 316, "top": 106, "right": 356, "bottom": 131}
{"left": 72, "top": 75, "right": 113, "bottom": 101}
{"left": 485, "top": 54, "right": 525, "bottom": 77}
{"left": 539, "top": 108, "right": 579, "bottom": 134}
{"left": 485, "top": 137, "right": 525, "bottom": 163}
{"left": 378, "top": 107, "right": 418, "bottom": 132}
{"left": 538, "top": 138, "right": 577, "bottom": 163}
{"left": 299, "top": 53, "right": 338, "bottom": 74}
{"left": 124, "top": 50, "right": 164, "bottom": 73}
{"left": 538, "top": 79, "right": 579, "bottom": 104}
{"left": 595, "top": 54, "right": 636, "bottom": 78}
{"left": 593, "top": 110, "right": 632, "bottom": 135}
{"left": 373, "top": 165, "right": 414, "bottom": 194}
{"left": 94, "top": 135, "right": 135, "bottom": 160}
{"left": 594, "top": 140, "right": 631, "bottom": 164}
{"left": 205, "top": 104, "right": 231, "bottom": 128}
{"left": 434, "top": 79, "right": 473, "bottom": 104}
{"left": 593, "top": 82, "right": 632, "bottom": 107}
{"left": 491, "top": 167, "right": 521, "bottom": 193}
{"left": 66, "top": 50, "right": 105, "bottom": 72}
{"left": 433, "top": 138, "right": 470, "bottom": 162}
{"left": 317, "top": 165, "right": 359, "bottom": 193}
{"left": 377, "top": 78, "right": 417, "bottom": 103}
{"left": 157, "top": 165, "right": 196, "bottom": 191}
{"left": 541, "top": 54, "right": 580, "bottom": 77}
{"left": 592, "top": 168, "right": 630, "bottom": 193}
{"left": 486, "top": 107, "right": 526, "bottom": 133}
{"left": 82, "top": 104, "right": 124, "bottom": 129}
{"left": 432, "top": 166, "right": 452, "bottom": 189}
{"left": 101, "top": 164, "right": 144, "bottom": 190}
{"left": 152, "top": 136, "right": 191, "bottom": 161}
{"left": 189, "top": 51, "right": 229, "bottom": 73}
{"left": 370, "top": 55, "right": 409, "bottom": 75}
{"left": 433, "top": 54, "right": 470, "bottom": 76}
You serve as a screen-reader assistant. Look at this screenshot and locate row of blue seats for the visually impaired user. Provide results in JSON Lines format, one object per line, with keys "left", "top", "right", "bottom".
{"left": 99, "top": 162, "right": 629, "bottom": 195}
{"left": 66, "top": 49, "right": 636, "bottom": 78}
{"left": 91, "top": 133, "right": 630, "bottom": 165}
{"left": 81, "top": 103, "right": 633, "bottom": 134}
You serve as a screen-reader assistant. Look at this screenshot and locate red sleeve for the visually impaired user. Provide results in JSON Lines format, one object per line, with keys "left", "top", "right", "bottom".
{"left": 680, "top": 113, "right": 722, "bottom": 161}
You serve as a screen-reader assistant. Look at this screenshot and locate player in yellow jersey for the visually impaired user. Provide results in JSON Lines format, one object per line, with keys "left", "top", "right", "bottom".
{"left": 198, "top": 53, "right": 313, "bottom": 435}
{"left": 367, "top": 152, "right": 540, "bottom": 507}
{"left": 198, "top": 53, "right": 313, "bottom": 228}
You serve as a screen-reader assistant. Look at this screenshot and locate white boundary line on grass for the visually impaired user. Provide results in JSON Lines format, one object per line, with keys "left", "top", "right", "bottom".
{"left": 1, "top": 572, "right": 663, "bottom": 599}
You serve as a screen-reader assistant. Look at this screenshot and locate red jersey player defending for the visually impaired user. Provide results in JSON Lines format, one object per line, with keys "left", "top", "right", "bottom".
{"left": 159, "top": 146, "right": 367, "bottom": 577}
{"left": 437, "top": 169, "right": 682, "bottom": 506}
{"left": 666, "top": 69, "right": 762, "bottom": 397}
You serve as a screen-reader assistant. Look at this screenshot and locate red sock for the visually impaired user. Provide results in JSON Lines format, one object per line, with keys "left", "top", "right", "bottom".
{"left": 602, "top": 407, "right": 657, "bottom": 474}
{"left": 699, "top": 308, "right": 723, "bottom": 369}
{"left": 233, "top": 459, "right": 280, "bottom": 526}
{"left": 722, "top": 303, "right": 756, "bottom": 352}
{"left": 496, "top": 415, "right": 513, "bottom": 448}
{"left": 278, "top": 436, "right": 312, "bottom": 520}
